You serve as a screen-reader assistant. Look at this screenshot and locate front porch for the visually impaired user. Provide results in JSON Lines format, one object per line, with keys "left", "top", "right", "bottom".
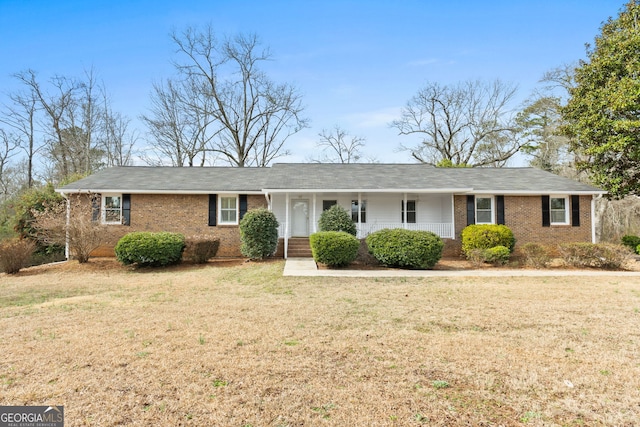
{"left": 269, "top": 191, "right": 456, "bottom": 258}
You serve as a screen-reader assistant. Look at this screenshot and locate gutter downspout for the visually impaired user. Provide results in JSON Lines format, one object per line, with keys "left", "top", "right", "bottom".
{"left": 284, "top": 193, "right": 290, "bottom": 259}
{"left": 591, "top": 195, "right": 597, "bottom": 243}
{"left": 61, "top": 192, "right": 70, "bottom": 260}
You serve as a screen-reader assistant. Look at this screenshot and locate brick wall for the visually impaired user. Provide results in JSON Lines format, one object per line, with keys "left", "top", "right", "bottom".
{"left": 73, "top": 193, "right": 267, "bottom": 257}
{"left": 450, "top": 195, "right": 593, "bottom": 256}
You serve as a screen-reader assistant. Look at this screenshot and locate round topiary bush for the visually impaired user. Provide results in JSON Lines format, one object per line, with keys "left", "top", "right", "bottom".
{"left": 318, "top": 204, "right": 357, "bottom": 236}
{"left": 460, "top": 224, "right": 516, "bottom": 258}
{"left": 366, "top": 228, "right": 444, "bottom": 269}
{"left": 483, "top": 245, "right": 511, "bottom": 265}
{"left": 309, "top": 231, "right": 359, "bottom": 267}
{"left": 239, "top": 208, "right": 279, "bottom": 260}
{"left": 115, "top": 231, "right": 185, "bottom": 267}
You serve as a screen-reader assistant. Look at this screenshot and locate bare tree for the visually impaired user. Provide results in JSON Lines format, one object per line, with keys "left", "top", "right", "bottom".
{"left": 392, "top": 79, "right": 523, "bottom": 167}
{"left": 1, "top": 87, "right": 40, "bottom": 188}
{"left": 311, "top": 126, "right": 366, "bottom": 163}
{"left": 0, "top": 129, "right": 21, "bottom": 200}
{"left": 32, "top": 193, "right": 109, "bottom": 263}
{"left": 161, "top": 26, "right": 308, "bottom": 167}
{"left": 141, "top": 78, "right": 215, "bottom": 166}
{"left": 13, "top": 68, "right": 111, "bottom": 182}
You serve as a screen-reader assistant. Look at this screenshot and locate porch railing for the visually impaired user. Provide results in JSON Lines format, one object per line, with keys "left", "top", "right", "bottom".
{"left": 356, "top": 223, "right": 453, "bottom": 239}
{"left": 278, "top": 223, "right": 454, "bottom": 239}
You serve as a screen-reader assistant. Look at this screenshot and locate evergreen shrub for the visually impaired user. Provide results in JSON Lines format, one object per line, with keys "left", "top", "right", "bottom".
{"left": 239, "top": 208, "right": 279, "bottom": 259}
{"left": 461, "top": 224, "right": 516, "bottom": 257}
{"left": 310, "top": 231, "right": 359, "bottom": 267}
{"left": 318, "top": 204, "right": 357, "bottom": 236}
{"left": 366, "top": 228, "right": 444, "bottom": 269}
{"left": 115, "top": 232, "right": 185, "bottom": 267}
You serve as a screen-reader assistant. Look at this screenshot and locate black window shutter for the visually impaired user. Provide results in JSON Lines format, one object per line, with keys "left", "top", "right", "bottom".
{"left": 401, "top": 200, "right": 404, "bottom": 223}
{"left": 571, "top": 195, "right": 580, "bottom": 227}
{"left": 466, "top": 195, "right": 476, "bottom": 226}
{"left": 496, "top": 195, "right": 505, "bottom": 225}
{"left": 239, "top": 194, "right": 248, "bottom": 220}
{"left": 541, "top": 195, "right": 550, "bottom": 227}
{"left": 122, "top": 194, "right": 131, "bottom": 226}
{"left": 208, "top": 194, "right": 217, "bottom": 226}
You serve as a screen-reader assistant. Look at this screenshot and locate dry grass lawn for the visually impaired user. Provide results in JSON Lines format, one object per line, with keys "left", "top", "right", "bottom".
{"left": 1, "top": 259, "right": 639, "bottom": 426}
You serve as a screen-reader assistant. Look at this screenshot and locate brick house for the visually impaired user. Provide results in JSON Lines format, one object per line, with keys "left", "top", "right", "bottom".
{"left": 56, "top": 164, "right": 605, "bottom": 258}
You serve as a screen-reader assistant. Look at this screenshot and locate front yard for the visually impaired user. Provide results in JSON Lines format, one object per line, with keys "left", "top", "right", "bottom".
{"left": 1, "top": 259, "right": 639, "bottom": 426}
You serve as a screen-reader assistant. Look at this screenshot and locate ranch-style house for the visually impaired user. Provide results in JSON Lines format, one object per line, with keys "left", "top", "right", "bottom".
{"left": 56, "top": 163, "right": 605, "bottom": 258}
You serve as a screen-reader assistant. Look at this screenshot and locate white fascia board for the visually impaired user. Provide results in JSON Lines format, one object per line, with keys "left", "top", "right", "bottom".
{"left": 55, "top": 189, "right": 264, "bottom": 195}
{"left": 262, "top": 188, "right": 473, "bottom": 194}
{"left": 467, "top": 190, "right": 607, "bottom": 196}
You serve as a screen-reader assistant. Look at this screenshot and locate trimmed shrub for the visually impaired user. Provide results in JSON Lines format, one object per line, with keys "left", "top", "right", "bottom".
{"left": 366, "top": 228, "right": 444, "bottom": 269}
{"left": 521, "top": 242, "right": 551, "bottom": 268}
{"left": 0, "top": 238, "right": 36, "bottom": 274}
{"left": 115, "top": 232, "right": 185, "bottom": 267}
{"left": 622, "top": 235, "right": 640, "bottom": 254}
{"left": 183, "top": 236, "right": 220, "bottom": 264}
{"left": 461, "top": 224, "right": 516, "bottom": 258}
{"left": 318, "top": 204, "right": 357, "bottom": 236}
{"left": 310, "top": 231, "right": 359, "bottom": 267}
{"left": 559, "top": 242, "right": 632, "bottom": 270}
{"left": 483, "top": 245, "right": 511, "bottom": 266}
{"left": 239, "top": 208, "right": 279, "bottom": 260}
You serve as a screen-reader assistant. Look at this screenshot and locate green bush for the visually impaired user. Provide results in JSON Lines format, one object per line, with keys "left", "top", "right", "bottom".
{"left": 521, "top": 242, "right": 551, "bottom": 268}
{"left": 310, "top": 231, "right": 359, "bottom": 267}
{"left": 366, "top": 228, "right": 444, "bottom": 269}
{"left": 483, "top": 245, "right": 511, "bottom": 266}
{"left": 559, "top": 242, "right": 632, "bottom": 270}
{"left": 114, "top": 232, "right": 185, "bottom": 267}
{"left": 621, "top": 235, "right": 640, "bottom": 254}
{"left": 239, "top": 208, "right": 279, "bottom": 260}
{"left": 183, "top": 236, "right": 220, "bottom": 264}
{"left": 0, "top": 238, "right": 36, "bottom": 274}
{"left": 318, "top": 204, "right": 357, "bottom": 236}
{"left": 461, "top": 224, "right": 516, "bottom": 258}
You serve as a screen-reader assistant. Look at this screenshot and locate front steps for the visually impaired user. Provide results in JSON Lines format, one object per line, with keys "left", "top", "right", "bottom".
{"left": 287, "top": 237, "right": 312, "bottom": 258}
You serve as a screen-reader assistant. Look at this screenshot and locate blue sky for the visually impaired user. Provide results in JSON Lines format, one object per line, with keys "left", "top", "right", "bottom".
{"left": 0, "top": 0, "right": 625, "bottom": 165}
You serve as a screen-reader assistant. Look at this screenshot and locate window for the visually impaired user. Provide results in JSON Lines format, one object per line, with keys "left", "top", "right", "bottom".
{"left": 475, "top": 197, "right": 494, "bottom": 224}
{"left": 219, "top": 196, "right": 238, "bottom": 224}
{"left": 323, "top": 200, "right": 337, "bottom": 211}
{"left": 402, "top": 200, "right": 416, "bottom": 223}
{"left": 550, "top": 196, "right": 569, "bottom": 224}
{"left": 102, "top": 194, "right": 122, "bottom": 224}
{"left": 351, "top": 200, "right": 366, "bottom": 223}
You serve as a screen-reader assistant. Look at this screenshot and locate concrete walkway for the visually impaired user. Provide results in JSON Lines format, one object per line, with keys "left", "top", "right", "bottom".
{"left": 282, "top": 257, "right": 640, "bottom": 278}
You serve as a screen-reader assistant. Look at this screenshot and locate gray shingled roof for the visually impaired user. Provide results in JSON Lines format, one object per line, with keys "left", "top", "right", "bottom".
{"left": 57, "top": 166, "right": 270, "bottom": 193}
{"left": 57, "top": 164, "right": 604, "bottom": 195}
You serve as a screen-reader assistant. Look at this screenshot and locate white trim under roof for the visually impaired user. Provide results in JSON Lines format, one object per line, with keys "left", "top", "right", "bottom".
{"left": 56, "top": 189, "right": 265, "bottom": 195}
{"left": 469, "top": 190, "right": 606, "bottom": 196}
{"left": 262, "top": 188, "right": 474, "bottom": 194}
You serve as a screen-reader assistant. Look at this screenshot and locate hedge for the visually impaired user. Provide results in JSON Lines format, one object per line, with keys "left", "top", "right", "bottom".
{"left": 461, "top": 224, "right": 515, "bottom": 257}
{"left": 309, "top": 231, "right": 359, "bottom": 267}
{"left": 318, "top": 204, "right": 357, "bottom": 236}
{"left": 366, "top": 228, "right": 444, "bottom": 269}
{"left": 115, "top": 232, "right": 185, "bottom": 267}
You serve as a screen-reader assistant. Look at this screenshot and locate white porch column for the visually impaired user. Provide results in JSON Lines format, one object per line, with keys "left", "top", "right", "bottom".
{"left": 450, "top": 194, "right": 456, "bottom": 239}
{"left": 358, "top": 192, "right": 362, "bottom": 236}
{"left": 403, "top": 193, "right": 407, "bottom": 229}
{"left": 312, "top": 193, "right": 317, "bottom": 233}
{"left": 285, "top": 193, "right": 290, "bottom": 258}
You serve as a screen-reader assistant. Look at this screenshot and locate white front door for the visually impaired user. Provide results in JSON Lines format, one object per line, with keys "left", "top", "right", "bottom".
{"left": 291, "top": 199, "right": 309, "bottom": 236}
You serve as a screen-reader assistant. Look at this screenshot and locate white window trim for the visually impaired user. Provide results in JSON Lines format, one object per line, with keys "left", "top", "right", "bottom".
{"left": 475, "top": 196, "right": 495, "bottom": 225}
{"left": 402, "top": 199, "right": 417, "bottom": 224}
{"left": 550, "top": 195, "right": 570, "bottom": 225}
{"left": 218, "top": 195, "right": 239, "bottom": 225}
{"left": 102, "top": 193, "right": 122, "bottom": 225}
